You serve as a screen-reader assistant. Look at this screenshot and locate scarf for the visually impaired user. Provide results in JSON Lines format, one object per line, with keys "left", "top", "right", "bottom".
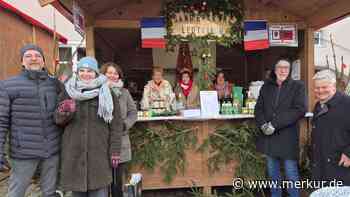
{"left": 150, "top": 80, "right": 164, "bottom": 92}
{"left": 65, "top": 73, "right": 114, "bottom": 123}
{"left": 215, "top": 81, "right": 230, "bottom": 98}
{"left": 109, "top": 79, "right": 124, "bottom": 97}
{"left": 180, "top": 80, "right": 193, "bottom": 97}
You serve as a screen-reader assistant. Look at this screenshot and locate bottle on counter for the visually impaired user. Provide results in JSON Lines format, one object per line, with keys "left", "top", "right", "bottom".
{"left": 245, "top": 91, "right": 257, "bottom": 114}
{"left": 176, "top": 92, "right": 185, "bottom": 111}
{"left": 232, "top": 100, "right": 240, "bottom": 114}
{"left": 227, "top": 100, "right": 233, "bottom": 115}
{"left": 220, "top": 101, "right": 226, "bottom": 115}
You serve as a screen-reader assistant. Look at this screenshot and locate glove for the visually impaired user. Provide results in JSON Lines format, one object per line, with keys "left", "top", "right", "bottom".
{"left": 111, "top": 154, "right": 120, "bottom": 168}
{"left": 58, "top": 99, "right": 76, "bottom": 113}
{"left": 0, "top": 158, "right": 11, "bottom": 172}
{"left": 261, "top": 122, "right": 275, "bottom": 136}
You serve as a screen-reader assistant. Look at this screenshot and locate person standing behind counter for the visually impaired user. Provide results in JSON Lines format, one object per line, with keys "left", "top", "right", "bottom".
{"left": 174, "top": 69, "right": 200, "bottom": 109}
{"left": 213, "top": 71, "right": 233, "bottom": 102}
{"left": 141, "top": 67, "right": 175, "bottom": 111}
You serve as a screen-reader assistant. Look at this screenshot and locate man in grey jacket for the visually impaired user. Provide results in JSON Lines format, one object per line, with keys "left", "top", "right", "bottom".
{"left": 0, "top": 44, "right": 61, "bottom": 197}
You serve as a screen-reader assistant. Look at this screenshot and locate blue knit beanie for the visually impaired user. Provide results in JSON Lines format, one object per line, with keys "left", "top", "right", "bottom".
{"left": 77, "top": 56, "right": 99, "bottom": 73}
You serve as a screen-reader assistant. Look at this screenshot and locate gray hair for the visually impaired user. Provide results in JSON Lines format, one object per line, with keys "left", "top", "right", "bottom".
{"left": 275, "top": 59, "right": 291, "bottom": 68}
{"left": 313, "top": 69, "right": 336, "bottom": 84}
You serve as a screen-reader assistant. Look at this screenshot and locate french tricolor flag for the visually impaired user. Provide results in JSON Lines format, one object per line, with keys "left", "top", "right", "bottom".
{"left": 141, "top": 17, "right": 166, "bottom": 48}
{"left": 244, "top": 20, "right": 269, "bottom": 51}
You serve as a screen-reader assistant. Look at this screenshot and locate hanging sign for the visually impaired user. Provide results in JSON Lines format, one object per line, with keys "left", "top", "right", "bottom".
{"left": 269, "top": 24, "right": 298, "bottom": 47}
{"left": 171, "top": 12, "right": 235, "bottom": 37}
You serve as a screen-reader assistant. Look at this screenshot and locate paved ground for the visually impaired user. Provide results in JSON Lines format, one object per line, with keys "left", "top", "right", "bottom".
{"left": 0, "top": 174, "right": 71, "bottom": 197}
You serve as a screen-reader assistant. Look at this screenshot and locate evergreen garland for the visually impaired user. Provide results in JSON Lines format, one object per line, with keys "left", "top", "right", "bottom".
{"left": 130, "top": 122, "right": 198, "bottom": 183}
{"left": 198, "top": 122, "right": 266, "bottom": 196}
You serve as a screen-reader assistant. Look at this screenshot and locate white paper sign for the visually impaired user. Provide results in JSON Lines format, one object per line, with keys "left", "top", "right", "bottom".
{"left": 200, "top": 91, "right": 220, "bottom": 117}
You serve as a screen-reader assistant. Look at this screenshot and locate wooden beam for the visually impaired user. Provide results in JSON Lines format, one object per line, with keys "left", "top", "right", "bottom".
{"left": 301, "top": 28, "right": 315, "bottom": 111}
{"left": 38, "top": 0, "right": 56, "bottom": 7}
{"left": 32, "top": 26, "right": 37, "bottom": 44}
{"left": 307, "top": 0, "right": 350, "bottom": 29}
{"left": 260, "top": 0, "right": 274, "bottom": 5}
{"left": 93, "top": 0, "right": 129, "bottom": 17}
{"left": 95, "top": 20, "right": 140, "bottom": 29}
{"left": 85, "top": 16, "right": 95, "bottom": 57}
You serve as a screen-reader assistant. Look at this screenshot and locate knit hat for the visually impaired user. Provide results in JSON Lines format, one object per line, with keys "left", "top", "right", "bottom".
{"left": 77, "top": 56, "right": 99, "bottom": 73}
{"left": 20, "top": 44, "right": 45, "bottom": 61}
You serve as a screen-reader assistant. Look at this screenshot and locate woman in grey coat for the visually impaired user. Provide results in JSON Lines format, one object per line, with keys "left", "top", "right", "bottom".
{"left": 101, "top": 62, "right": 138, "bottom": 196}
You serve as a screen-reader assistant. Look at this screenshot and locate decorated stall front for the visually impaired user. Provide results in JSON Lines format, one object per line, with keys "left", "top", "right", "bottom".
{"left": 40, "top": 0, "right": 350, "bottom": 195}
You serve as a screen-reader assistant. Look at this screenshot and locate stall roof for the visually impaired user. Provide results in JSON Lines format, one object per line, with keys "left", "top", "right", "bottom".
{"left": 40, "top": 0, "right": 350, "bottom": 29}
{"left": 1, "top": 0, "right": 68, "bottom": 44}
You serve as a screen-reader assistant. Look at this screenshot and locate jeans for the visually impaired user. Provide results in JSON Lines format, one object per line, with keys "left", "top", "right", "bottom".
{"left": 72, "top": 187, "right": 108, "bottom": 197}
{"left": 7, "top": 154, "right": 59, "bottom": 197}
{"left": 266, "top": 156, "right": 300, "bottom": 197}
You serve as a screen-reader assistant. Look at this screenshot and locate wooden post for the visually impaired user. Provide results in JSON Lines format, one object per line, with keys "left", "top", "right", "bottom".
{"left": 303, "top": 28, "right": 315, "bottom": 111}
{"left": 299, "top": 27, "right": 315, "bottom": 167}
{"left": 32, "top": 26, "right": 37, "bottom": 44}
{"left": 85, "top": 15, "right": 95, "bottom": 57}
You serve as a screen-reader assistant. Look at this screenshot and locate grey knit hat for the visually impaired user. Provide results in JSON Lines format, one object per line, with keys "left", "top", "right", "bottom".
{"left": 20, "top": 44, "right": 45, "bottom": 61}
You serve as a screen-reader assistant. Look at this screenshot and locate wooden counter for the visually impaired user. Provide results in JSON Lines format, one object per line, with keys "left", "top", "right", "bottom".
{"left": 130, "top": 115, "right": 255, "bottom": 192}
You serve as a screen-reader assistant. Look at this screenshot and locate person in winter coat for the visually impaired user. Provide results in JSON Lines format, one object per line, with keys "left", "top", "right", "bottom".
{"left": 141, "top": 67, "right": 175, "bottom": 111}
{"left": 254, "top": 59, "right": 307, "bottom": 197}
{"left": 55, "top": 57, "right": 123, "bottom": 197}
{"left": 0, "top": 44, "right": 61, "bottom": 197}
{"left": 213, "top": 71, "right": 233, "bottom": 102}
{"left": 311, "top": 69, "right": 350, "bottom": 186}
{"left": 174, "top": 69, "right": 200, "bottom": 109}
{"left": 100, "top": 62, "right": 137, "bottom": 196}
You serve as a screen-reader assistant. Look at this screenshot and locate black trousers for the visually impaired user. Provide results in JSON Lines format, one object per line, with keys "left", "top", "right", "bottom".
{"left": 111, "top": 162, "right": 127, "bottom": 197}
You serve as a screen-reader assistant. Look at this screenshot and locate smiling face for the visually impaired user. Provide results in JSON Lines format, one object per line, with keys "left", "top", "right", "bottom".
{"left": 152, "top": 70, "right": 163, "bottom": 84}
{"left": 22, "top": 50, "right": 45, "bottom": 70}
{"left": 105, "top": 66, "right": 120, "bottom": 82}
{"left": 78, "top": 68, "right": 97, "bottom": 82}
{"left": 314, "top": 79, "right": 336, "bottom": 103}
{"left": 216, "top": 73, "right": 225, "bottom": 85}
{"left": 275, "top": 63, "right": 290, "bottom": 83}
{"left": 181, "top": 72, "right": 191, "bottom": 84}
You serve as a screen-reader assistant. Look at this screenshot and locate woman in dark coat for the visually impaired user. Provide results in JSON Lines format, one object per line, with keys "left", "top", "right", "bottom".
{"left": 254, "top": 59, "right": 307, "bottom": 197}
{"left": 55, "top": 57, "right": 123, "bottom": 197}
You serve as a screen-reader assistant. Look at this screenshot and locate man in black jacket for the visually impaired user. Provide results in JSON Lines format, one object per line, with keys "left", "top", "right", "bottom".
{"left": 0, "top": 44, "right": 61, "bottom": 197}
{"left": 255, "top": 59, "right": 307, "bottom": 197}
{"left": 311, "top": 69, "right": 350, "bottom": 186}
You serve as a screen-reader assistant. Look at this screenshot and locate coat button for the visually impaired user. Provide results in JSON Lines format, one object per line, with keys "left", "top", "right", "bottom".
{"left": 327, "top": 158, "right": 331, "bottom": 162}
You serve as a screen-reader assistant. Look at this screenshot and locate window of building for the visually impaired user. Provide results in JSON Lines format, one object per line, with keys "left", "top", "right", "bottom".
{"left": 59, "top": 47, "right": 72, "bottom": 64}
{"left": 314, "top": 31, "right": 323, "bottom": 47}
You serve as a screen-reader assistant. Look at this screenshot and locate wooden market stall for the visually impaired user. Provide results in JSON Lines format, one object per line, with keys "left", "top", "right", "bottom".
{"left": 40, "top": 0, "right": 350, "bottom": 195}
{"left": 0, "top": 0, "right": 67, "bottom": 80}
